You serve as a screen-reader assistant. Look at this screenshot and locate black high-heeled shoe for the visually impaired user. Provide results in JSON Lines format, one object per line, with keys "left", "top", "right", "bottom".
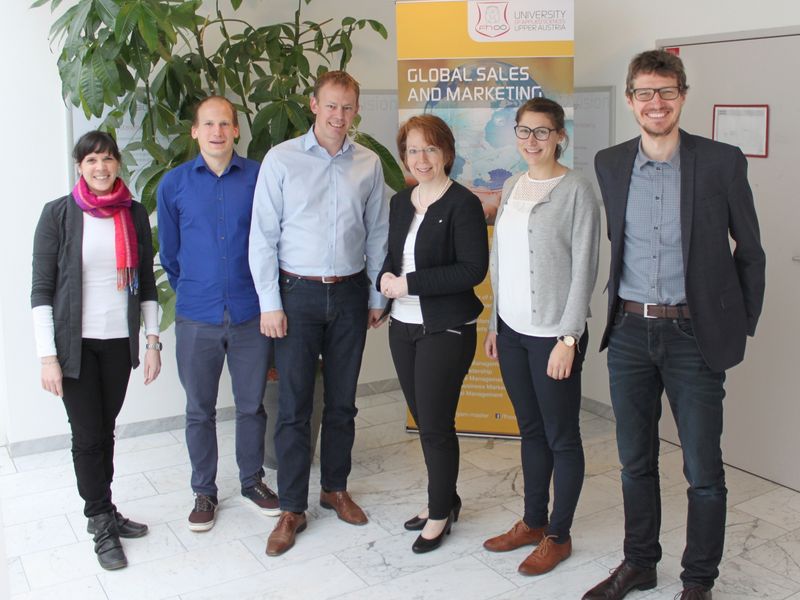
{"left": 404, "top": 494, "right": 462, "bottom": 531}
{"left": 404, "top": 514, "right": 426, "bottom": 531}
{"left": 411, "top": 511, "right": 453, "bottom": 554}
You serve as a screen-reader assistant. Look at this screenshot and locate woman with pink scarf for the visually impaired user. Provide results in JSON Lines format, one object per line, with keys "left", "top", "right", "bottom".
{"left": 31, "top": 131, "right": 160, "bottom": 570}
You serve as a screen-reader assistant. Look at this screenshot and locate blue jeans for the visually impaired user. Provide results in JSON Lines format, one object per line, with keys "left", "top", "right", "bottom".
{"left": 497, "top": 319, "right": 587, "bottom": 542}
{"left": 176, "top": 313, "right": 271, "bottom": 496}
{"left": 274, "top": 272, "right": 370, "bottom": 512}
{"left": 607, "top": 309, "right": 726, "bottom": 589}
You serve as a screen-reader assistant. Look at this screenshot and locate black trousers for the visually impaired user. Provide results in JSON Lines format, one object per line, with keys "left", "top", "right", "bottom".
{"left": 62, "top": 338, "right": 131, "bottom": 517}
{"left": 496, "top": 318, "right": 587, "bottom": 541}
{"left": 389, "top": 319, "right": 476, "bottom": 520}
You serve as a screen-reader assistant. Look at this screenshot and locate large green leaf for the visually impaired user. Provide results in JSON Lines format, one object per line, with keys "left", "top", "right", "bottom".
{"left": 79, "top": 51, "right": 106, "bottom": 116}
{"left": 270, "top": 104, "right": 288, "bottom": 146}
{"left": 284, "top": 100, "right": 310, "bottom": 132}
{"left": 93, "top": 0, "right": 119, "bottom": 27}
{"left": 91, "top": 46, "right": 120, "bottom": 93}
{"left": 354, "top": 131, "right": 405, "bottom": 192}
{"left": 136, "top": 9, "right": 160, "bottom": 52}
{"left": 65, "top": 0, "right": 93, "bottom": 52}
{"left": 114, "top": 3, "right": 140, "bottom": 42}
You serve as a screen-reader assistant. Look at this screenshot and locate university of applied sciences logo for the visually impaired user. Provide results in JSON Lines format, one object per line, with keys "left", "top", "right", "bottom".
{"left": 474, "top": 1, "right": 510, "bottom": 38}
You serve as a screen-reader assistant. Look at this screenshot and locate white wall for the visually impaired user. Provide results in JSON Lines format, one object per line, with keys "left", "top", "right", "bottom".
{"left": 3, "top": 0, "right": 800, "bottom": 448}
{"left": 573, "top": 0, "right": 800, "bottom": 408}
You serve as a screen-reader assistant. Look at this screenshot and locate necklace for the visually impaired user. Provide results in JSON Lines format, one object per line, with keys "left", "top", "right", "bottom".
{"left": 414, "top": 178, "right": 452, "bottom": 212}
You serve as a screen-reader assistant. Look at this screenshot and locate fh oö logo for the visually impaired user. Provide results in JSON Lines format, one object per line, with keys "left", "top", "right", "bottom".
{"left": 474, "top": 1, "right": 510, "bottom": 38}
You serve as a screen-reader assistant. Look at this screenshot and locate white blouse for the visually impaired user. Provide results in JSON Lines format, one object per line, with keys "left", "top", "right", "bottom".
{"left": 390, "top": 212, "right": 425, "bottom": 324}
{"left": 496, "top": 173, "right": 564, "bottom": 336}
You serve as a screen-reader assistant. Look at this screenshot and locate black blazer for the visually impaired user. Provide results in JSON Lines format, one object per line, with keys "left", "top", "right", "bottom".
{"left": 377, "top": 182, "right": 489, "bottom": 332}
{"left": 31, "top": 195, "right": 158, "bottom": 379}
{"left": 595, "top": 130, "right": 766, "bottom": 372}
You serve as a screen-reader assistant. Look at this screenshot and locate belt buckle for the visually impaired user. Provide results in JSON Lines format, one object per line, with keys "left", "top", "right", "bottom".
{"left": 321, "top": 275, "right": 336, "bottom": 284}
{"left": 643, "top": 303, "right": 658, "bottom": 319}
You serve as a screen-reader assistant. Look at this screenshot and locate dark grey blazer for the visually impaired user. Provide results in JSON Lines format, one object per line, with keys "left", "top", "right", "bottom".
{"left": 31, "top": 194, "right": 158, "bottom": 379}
{"left": 595, "top": 130, "right": 766, "bottom": 372}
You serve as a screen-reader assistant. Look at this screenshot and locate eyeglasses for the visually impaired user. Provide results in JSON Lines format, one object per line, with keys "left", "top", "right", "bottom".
{"left": 629, "top": 87, "right": 682, "bottom": 101}
{"left": 514, "top": 125, "right": 558, "bottom": 141}
{"left": 406, "top": 146, "right": 440, "bottom": 156}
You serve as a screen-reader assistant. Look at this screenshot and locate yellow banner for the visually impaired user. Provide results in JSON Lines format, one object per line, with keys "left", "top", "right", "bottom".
{"left": 396, "top": 1, "right": 574, "bottom": 59}
{"left": 398, "top": 0, "right": 574, "bottom": 437}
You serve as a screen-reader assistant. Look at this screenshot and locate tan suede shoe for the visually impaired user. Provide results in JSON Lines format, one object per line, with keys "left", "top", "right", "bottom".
{"left": 518, "top": 535, "right": 572, "bottom": 576}
{"left": 483, "top": 520, "right": 546, "bottom": 552}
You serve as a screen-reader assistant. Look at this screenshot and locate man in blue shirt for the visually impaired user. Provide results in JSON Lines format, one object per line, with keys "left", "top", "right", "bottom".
{"left": 250, "top": 71, "right": 389, "bottom": 556}
{"left": 158, "top": 96, "right": 279, "bottom": 532}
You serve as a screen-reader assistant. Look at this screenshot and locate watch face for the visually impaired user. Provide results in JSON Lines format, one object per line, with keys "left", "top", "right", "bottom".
{"left": 562, "top": 336, "right": 576, "bottom": 347}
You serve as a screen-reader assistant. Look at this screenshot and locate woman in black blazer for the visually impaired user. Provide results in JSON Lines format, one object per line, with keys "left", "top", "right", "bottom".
{"left": 31, "top": 131, "right": 160, "bottom": 570}
{"left": 378, "top": 115, "right": 488, "bottom": 553}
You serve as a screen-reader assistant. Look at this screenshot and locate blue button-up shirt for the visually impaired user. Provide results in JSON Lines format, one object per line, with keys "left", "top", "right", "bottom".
{"left": 157, "top": 153, "right": 262, "bottom": 324}
{"left": 249, "top": 128, "right": 389, "bottom": 312}
{"left": 618, "top": 142, "right": 686, "bottom": 305}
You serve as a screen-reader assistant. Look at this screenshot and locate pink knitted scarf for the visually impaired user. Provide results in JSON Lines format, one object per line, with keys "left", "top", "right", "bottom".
{"left": 72, "top": 177, "right": 139, "bottom": 293}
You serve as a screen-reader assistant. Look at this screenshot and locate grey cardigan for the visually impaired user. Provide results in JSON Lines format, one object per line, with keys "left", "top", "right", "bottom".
{"left": 31, "top": 195, "right": 158, "bottom": 379}
{"left": 488, "top": 169, "right": 601, "bottom": 339}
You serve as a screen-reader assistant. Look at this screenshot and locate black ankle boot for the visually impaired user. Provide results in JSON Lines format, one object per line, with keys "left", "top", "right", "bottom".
{"left": 87, "top": 511, "right": 148, "bottom": 538}
{"left": 88, "top": 512, "right": 128, "bottom": 570}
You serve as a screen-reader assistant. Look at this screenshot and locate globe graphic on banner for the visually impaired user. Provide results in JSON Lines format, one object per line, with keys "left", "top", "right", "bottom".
{"left": 403, "top": 59, "right": 574, "bottom": 219}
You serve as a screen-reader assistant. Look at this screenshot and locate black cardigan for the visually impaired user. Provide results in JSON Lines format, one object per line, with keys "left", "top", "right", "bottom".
{"left": 377, "top": 181, "right": 489, "bottom": 332}
{"left": 31, "top": 195, "right": 158, "bottom": 379}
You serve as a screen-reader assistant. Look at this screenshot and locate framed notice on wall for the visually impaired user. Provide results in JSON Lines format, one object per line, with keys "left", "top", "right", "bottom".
{"left": 712, "top": 104, "right": 769, "bottom": 158}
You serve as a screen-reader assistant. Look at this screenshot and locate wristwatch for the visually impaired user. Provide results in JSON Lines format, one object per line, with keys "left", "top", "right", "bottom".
{"left": 145, "top": 341, "right": 163, "bottom": 351}
{"left": 558, "top": 335, "right": 577, "bottom": 348}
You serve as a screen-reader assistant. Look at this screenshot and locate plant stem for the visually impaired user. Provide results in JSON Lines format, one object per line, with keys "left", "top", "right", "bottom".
{"left": 215, "top": 0, "right": 254, "bottom": 130}
{"left": 193, "top": 17, "right": 216, "bottom": 94}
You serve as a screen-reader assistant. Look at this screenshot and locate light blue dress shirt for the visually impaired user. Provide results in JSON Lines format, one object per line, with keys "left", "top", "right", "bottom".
{"left": 618, "top": 141, "right": 686, "bottom": 305}
{"left": 249, "top": 128, "right": 389, "bottom": 312}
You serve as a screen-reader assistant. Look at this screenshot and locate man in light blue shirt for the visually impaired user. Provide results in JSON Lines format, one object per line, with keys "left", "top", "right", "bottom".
{"left": 249, "top": 71, "right": 389, "bottom": 556}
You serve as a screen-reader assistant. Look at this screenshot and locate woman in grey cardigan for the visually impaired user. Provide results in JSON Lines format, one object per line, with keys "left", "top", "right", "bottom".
{"left": 482, "top": 98, "right": 600, "bottom": 576}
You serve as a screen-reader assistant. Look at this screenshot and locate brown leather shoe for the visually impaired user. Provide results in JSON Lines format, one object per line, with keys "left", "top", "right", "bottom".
{"left": 582, "top": 561, "right": 657, "bottom": 600}
{"left": 483, "top": 520, "right": 546, "bottom": 552}
{"left": 319, "top": 490, "right": 368, "bottom": 525}
{"left": 266, "top": 511, "right": 307, "bottom": 556}
{"left": 518, "top": 535, "right": 571, "bottom": 576}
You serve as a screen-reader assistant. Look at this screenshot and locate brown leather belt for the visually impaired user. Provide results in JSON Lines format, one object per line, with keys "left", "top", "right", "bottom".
{"left": 279, "top": 269, "right": 363, "bottom": 284}
{"left": 622, "top": 300, "right": 691, "bottom": 319}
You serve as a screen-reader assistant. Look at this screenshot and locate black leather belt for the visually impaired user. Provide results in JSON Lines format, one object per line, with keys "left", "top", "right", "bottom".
{"left": 622, "top": 300, "right": 691, "bottom": 319}
{"left": 279, "top": 269, "right": 363, "bottom": 284}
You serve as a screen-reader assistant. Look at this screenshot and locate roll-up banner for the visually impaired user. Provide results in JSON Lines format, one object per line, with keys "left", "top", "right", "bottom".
{"left": 396, "top": 0, "right": 575, "bottom": 437}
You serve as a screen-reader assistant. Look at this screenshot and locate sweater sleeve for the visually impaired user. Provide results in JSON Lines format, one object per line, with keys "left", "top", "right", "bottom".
{"left": 31, "top": 202, "right": 60, "bottom": 309}
{"left": 557, "top": 178, "right": 601, "bottom": 338}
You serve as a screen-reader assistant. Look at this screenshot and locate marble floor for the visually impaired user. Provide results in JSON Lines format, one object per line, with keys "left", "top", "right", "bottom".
{"left": 2, "top": 390, "right": 800, "bottom": 600}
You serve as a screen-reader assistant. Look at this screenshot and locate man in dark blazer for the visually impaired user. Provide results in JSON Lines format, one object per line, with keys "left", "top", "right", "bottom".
{"left": 583, "top": 51, "right": 765, "bottom": 600}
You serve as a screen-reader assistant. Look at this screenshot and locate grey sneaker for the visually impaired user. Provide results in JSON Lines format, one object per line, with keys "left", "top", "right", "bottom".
{"left": 188, "top": 494, "right": 218, "bottom": 532}
{"left": 242, "top": 480, "right": 280, "bottom": 516}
